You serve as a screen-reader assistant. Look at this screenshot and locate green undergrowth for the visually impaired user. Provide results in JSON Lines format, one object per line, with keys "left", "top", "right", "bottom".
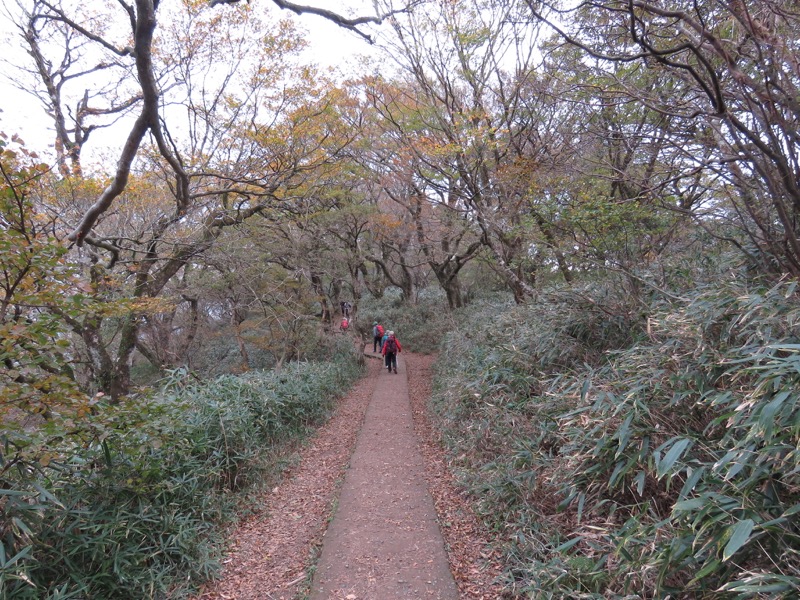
{"left": 0, "top": 337, "right": 362, "bottom": 599}
{"left": 431, "top": 275, "right": 800, "bottom": 598}
{"left": 358, "top": 289, "right": 459, "bottom": 354}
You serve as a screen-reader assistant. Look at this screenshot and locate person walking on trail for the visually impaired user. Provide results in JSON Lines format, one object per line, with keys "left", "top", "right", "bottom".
{"left": 341, "top": 301, "right": 351, "bottom": 318}
{"left": 381, "top": 331, "right": 401, "bottom": 374}
{"left": 372, "top": 321, "right": 385, "bottom": 353}
{"left": 380, "top": 328, "right": 390, "bottom": 353}
{"left": 340, "top": 316, "right": 349, "bottom": 332}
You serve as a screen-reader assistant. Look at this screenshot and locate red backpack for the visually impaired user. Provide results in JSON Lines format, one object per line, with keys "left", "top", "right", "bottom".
{"left": 376, "top": 325, "right": 384, "bottom": 336}
{"left": 384, "top": 337, "right": 397, "bottom": 353}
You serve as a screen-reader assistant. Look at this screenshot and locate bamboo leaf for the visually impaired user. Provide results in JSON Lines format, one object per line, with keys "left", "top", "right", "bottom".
{"left": 678, "top": 466, "right": 705, "bottom": 500}
{"left": 656, "top": 438, "right": 691, "bottom": 479}
{"left": 633, "top": 470, "right": 646, "bottom": 496}
{"left": 615, "top": 413, "right": 633, "bottom": 458}
{"left": 673, "top": 497, "right": 706, "bottom": 513}
{"left": 723, "top": 519, "right": 754, "bottom": 562}
{"left": 690, "top": 558, "right": 720, "bottom": 584}
{"left": 576, "top": 492, "right": 586, "bottom": 523}
{"left": 555, "top": 536, "right": 583, "bottom": 553}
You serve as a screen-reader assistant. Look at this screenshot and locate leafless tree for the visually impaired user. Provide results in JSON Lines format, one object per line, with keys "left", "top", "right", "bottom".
{"left": 10, "top": 0, "right": 141, "bottom": 177}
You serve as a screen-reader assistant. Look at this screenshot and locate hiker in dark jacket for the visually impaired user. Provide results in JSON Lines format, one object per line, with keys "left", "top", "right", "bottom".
{"left": 381, "top": 331, "right": 402, "bottom": 374}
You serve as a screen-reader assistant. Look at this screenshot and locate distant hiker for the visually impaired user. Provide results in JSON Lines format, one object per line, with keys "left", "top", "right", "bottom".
{"left": 341, "top": 301, "right": 351, "bottom": 318}
{"left": 380, "top": 328, "right": 390, "bottom": 353}
{"left": 340, "top": 317, "right": 349, "bottom": 332}
{"left": 372, "top": 321, "right": 385, "bottom": 353}
{"left": 381, "top": 330, "right": 402, "bottom": 374}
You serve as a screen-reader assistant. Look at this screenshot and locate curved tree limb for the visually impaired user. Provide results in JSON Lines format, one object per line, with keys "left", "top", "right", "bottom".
{"left": 37, "top": 0, "right": 133, "bottom": 57}
{"left": 67, "top": 113, "right": 149, "bottom": 244}
{"left": 211, "top": 0, "right": 420, "bottom": 43}
{"left": 67, "top": 0, "right": 159, "bottom": 244}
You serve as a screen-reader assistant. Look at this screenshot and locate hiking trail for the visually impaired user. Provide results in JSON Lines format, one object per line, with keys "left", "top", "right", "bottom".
{"left": 196, "top": 348, "right": 503, "bottom": 599}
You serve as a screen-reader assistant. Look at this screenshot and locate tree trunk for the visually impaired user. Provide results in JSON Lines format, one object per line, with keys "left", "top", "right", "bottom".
{"left": 234, "top": 322, "right": 250, "bottom": 372}
{"left": 432, "top": 264, "right": 464, "bottom": 309}
{"left": 311, "top": 271, "right": 332, "bottom": 325}
{"left": 444, "top": 279, "right": 463, "bottom": 309}
{"left": 174, "top": 296, "right": 199, "bottom": 365}
{"left": 80, "top": 316, "right": 119, "bottom": 399}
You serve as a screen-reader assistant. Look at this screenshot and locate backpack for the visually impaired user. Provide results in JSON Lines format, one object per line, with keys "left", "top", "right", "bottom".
{"left": 376, "top": 325, "right": 384, "bottom": 337}
{"left": 384, "top": 337, "right": 397, "bottom": 353}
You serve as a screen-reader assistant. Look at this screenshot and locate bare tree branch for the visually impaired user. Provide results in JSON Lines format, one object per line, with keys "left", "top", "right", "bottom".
{"left": 211, "top": 0, "right": 419, "bottom": 43}
{"left": 36, "top": 0, "right": 133, "bottom": 56}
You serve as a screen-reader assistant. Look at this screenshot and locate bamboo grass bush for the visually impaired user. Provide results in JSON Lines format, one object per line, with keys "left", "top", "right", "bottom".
{"left": 0, "top": 337, "right": 362, "bottom": 599}
{"left": 431, "top": 276, "right": 800, "bottom": 597}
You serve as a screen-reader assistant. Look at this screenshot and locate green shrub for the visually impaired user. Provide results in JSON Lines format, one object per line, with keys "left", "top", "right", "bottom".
{"left": 546, "top": 277, "right": 800, "bottom": 597}
{"left": 0, "top": 343, "right": 362, "bottom": 599}
{"left": 430, "top": 274, "right": 800, "bottom": 598}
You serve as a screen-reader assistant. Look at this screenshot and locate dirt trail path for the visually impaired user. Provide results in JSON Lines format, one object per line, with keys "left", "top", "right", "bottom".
{"left": 310, "top": 351, "right": 459, "bottom": 599}
{"left": 195, "top": 348, "right": 504, "bottom": 600}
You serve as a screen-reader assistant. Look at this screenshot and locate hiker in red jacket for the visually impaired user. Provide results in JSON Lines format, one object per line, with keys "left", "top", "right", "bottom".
{"left": 372, "top": 321, "right": 384, "bottom": 353}
{"left": 381, "top": 330, "right": 402, "bottom": 374}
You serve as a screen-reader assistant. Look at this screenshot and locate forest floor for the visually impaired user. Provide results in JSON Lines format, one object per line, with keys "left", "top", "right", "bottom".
{"left": 194, "top": 348, "right": 505, "bottom": 599}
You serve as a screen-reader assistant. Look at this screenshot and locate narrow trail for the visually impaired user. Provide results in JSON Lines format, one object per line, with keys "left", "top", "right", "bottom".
{"left": 310, "top": 350, "right": 459, "bottom": 598}
{"left": 195, "top": 348, "right": 503, "bottom": 600}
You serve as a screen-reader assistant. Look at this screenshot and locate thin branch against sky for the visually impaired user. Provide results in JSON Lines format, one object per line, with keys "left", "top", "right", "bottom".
{"left": 0, "top": 0, "right": 379, "bottom": 161}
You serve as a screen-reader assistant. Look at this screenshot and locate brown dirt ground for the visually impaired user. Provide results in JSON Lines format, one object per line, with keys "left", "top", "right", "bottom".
{"left": 193, "top": 350, "right": 504, "bottom": 599}
{"left": 404, "top": 353, "right": 505, "bottom": 599}
{"left": 310, "top": 348, "right": 459, "bottom": 598}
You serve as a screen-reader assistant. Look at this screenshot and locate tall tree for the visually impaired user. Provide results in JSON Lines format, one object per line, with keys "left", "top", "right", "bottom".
{"left": 379, "top": 0, "right": 571, "bottom": 302}
{"left": 14, "top": 0, "right": 378, "bottom": 397}
{"left": 528, "top": 0, "right": 800, "bottom": 276}
{"left": 530, "top": 42, "right": 708, "bottom": 295}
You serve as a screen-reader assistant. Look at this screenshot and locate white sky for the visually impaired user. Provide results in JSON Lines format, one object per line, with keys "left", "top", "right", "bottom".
{"left": 0, "top": 0, "right": 379, "bottom": 161}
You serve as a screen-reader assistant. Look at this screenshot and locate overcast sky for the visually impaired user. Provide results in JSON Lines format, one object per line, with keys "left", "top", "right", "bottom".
{"left": 0, "top": 0, "right": 379, "bottom": 161}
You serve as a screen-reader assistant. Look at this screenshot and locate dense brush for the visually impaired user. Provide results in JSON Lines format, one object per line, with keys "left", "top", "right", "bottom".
{"left": 432, "top": 274, "right": 800, "bottom": 597}
{"left": 0, "top": 337, "right": 362, "bottom": 599}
